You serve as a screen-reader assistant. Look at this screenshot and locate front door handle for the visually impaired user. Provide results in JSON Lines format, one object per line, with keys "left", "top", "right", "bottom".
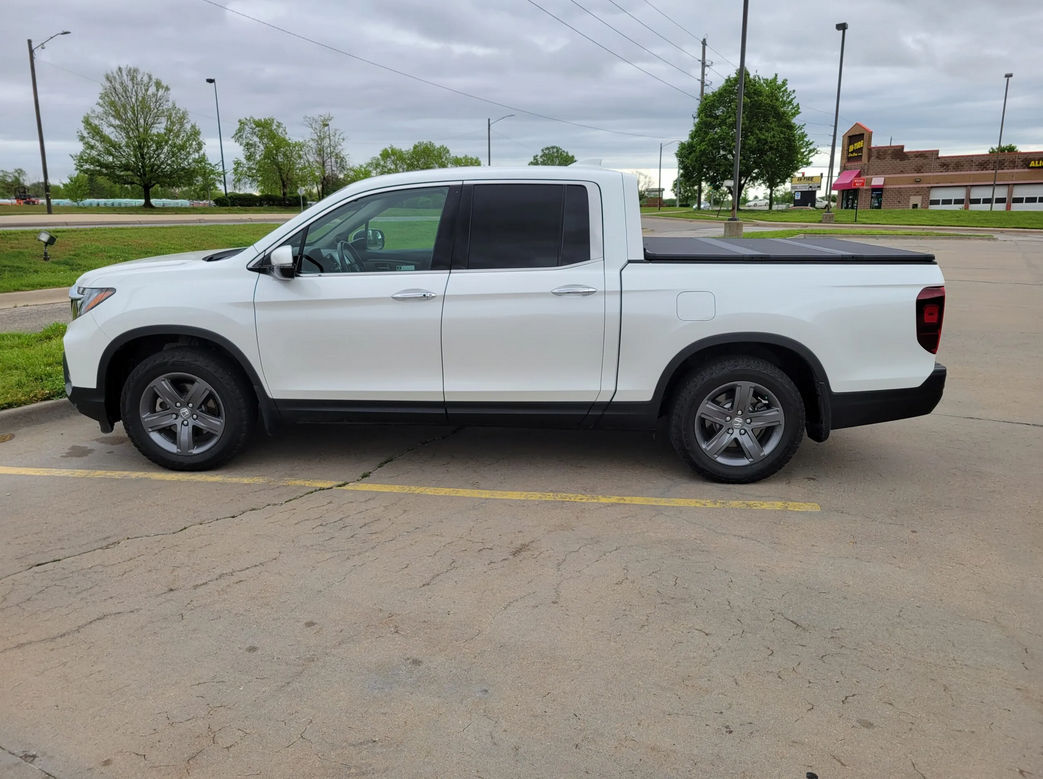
{"left": 391, "top": 289, "right": 438, "bottom": 301}
{"left": 551, "top": 285, "right": 598, "bottom": 297}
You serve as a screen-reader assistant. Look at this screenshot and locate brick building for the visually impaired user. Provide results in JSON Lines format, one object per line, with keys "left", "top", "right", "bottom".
{"left": 832, "top": 122, "right": 1043, "bottom": 211}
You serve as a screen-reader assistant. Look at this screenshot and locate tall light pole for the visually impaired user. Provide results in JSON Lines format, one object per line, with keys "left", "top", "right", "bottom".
{"left": 658, "top": 140, "right": 681, "bottom": 211}
{"left": 205, "top": 78, "right": 228, "bottom": 199}
{"left": 487, "top": 114, "right": 514, "bottom": 166}
{"left": 728, "top": 0, "right": 750, "bottom": 223}
{"left": 990, "top": 73, "right": 1014, "bottom": 212}
{"left": 824, "top": 22, "right": 848, "bottom": 214}
{"left": 27, "top": 31, "right": 70, "bottom": 215}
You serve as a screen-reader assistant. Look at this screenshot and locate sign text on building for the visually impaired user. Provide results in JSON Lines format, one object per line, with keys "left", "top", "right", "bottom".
{"left": 847, "top": 134, "right": 865, "bottom": 161}
{"left": 1028, "top": 159, "right": 1043, "bottom": 168}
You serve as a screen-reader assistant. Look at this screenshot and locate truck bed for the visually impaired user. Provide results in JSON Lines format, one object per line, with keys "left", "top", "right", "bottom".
{"left": 642, "top": 236, "right": 937, "bottom": 263}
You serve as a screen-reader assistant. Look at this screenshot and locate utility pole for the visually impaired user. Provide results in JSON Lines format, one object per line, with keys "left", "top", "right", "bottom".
{"left": 205, "top": 79, "right": 228, "bottom": 199}
{"left": 695, "top": 36, "right": 707, "bottom": 210}
{"left": 487, "top": 114, "right": 514, "bottom": 166}
{"left": 728, "top": 0, "right": 750, "bottom": 224}
{"left": 824, "top": 23, "right": 849, "bottom": 214}
{"left": 27, "top": 32, "right": 70, "bottom": 215}
{"left": 990, "top": 73, "right": 1014, "bottom": 211}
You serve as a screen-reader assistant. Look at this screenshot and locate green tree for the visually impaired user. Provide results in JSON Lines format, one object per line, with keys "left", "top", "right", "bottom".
{"left": 0, "top": 169, "right": 28, "bottom": 198}
{"left": 677, "top": 70, "right": 814, "bottom": 210}
{"left": 989, "top": 143, "right": 1019, "bottom": 154}
{"left": 73, "top": 67, "right": 206, "bottom": 208}
{"left": 305, "top": 113, "right": 349, "bottom": 200}
{"left": 63, "top": 172, "right": 91, "bottom": 203}
{"left": 529, "top": 145, "right": 577, "bottom": 166}
{"left": 232, "top": 117, "right": 307, "bottom": 199}
{"left": 366, "top": 141, "right": 481, "bottom": 176}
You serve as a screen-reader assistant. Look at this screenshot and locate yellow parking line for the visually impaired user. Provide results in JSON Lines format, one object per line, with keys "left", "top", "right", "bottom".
{"left": 0, "top": 465, "right": 820, "bottom": 512}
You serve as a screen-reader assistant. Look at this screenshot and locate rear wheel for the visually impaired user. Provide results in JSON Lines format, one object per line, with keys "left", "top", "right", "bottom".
{"left": 669, "top": 356, "right": 805, "bottom": 483}
{"left": 120, "top": 347, "right": 255, "bottom": 471}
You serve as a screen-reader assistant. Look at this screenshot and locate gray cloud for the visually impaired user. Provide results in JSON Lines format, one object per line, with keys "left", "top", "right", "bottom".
{"left": 2, "top": 0, "right": 1040, "bottom": 188}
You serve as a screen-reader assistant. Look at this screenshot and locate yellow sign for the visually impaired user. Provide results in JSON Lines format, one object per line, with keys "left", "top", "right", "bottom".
{"left": 1028, "top": 159, "right": 1043, "bottom": 168}
{"left": 847, "top": 135, "right": 866, "bottom": 160}
{"left": 790, "top": 175, "right": 822, "bottom": 185}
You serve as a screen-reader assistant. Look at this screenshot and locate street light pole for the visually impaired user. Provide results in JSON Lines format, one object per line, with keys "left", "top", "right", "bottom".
{"left": 487, "top": 114, "right": 514, "bottom": 166}
{"left": 990, "top": 72, "right": 1014, "bottom": 212}
{"left": 658, "top": 140, "right": 680, "bottom": 211}
{"left": 205, "top": 78, "right": 228, "bottom": 199}
{"left": 728, "top": 0, "right": 750, "bottom": 222}
{"left": 27, "top": 31, "right": 70, "bottom": 216}
{"left": 824, "top": 22, "right": 848, "bottom": 213}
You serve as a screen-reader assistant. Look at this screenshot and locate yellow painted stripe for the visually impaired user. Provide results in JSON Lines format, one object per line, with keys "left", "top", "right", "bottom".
{"left": 0, "top": 465, "right": 819, "bottom": 512}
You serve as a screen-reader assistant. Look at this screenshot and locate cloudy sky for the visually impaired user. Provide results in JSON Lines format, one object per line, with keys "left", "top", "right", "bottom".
{"left": 2, "top": 0, "right": 1041, "bottom": 195}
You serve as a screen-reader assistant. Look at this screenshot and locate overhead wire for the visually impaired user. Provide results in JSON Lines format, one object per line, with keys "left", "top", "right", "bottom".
{"left": 198, "top": 0, "right": 677, "bottom": 140}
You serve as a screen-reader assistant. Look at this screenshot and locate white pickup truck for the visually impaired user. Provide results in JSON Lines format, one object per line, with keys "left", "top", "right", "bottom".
{"left": 64, "top": 166, "right": 946, "bottom": 483}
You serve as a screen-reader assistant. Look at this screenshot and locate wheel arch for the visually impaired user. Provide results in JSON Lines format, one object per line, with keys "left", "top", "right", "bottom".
{"left": 653, "top": 333, "right": 832, "bottom": 442}
{"left": 98, "top": 326, "right": 280, "bottom": 433}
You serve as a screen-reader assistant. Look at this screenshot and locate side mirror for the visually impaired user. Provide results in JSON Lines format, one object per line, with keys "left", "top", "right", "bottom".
{"left": 366, "top": 228, "right": 385, "bottom": 251}
{"left": 270, "top": 245, "right": 296, "bottom": 278}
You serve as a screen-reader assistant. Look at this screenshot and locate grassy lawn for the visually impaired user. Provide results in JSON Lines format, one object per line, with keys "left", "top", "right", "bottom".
{"left": 650, "top": 208, "right": 1043, "bottom": 229}
{"left": 0, "top": 323, "right": 66, "bottom": 410}
{"left": 0, "top": 224, "right": 278, "bottom": 293}
{"left": 745, "top": 228, "right": 986, "bottom": 239}
{"left": 0, "top": 205, "right": 295, "bottom": 215}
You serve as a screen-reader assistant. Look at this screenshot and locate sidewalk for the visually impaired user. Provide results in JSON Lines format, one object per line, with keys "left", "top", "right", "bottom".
{"left": 0, "top": 212, "right": 294, "bottom": 229}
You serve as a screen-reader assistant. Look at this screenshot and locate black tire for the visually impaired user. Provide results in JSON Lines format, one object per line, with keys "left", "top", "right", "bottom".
{"left": 120, "top": 347, "right": 256, "bottom": 471}
{"left": 669, "top": 356, "right": 805, "bottom": 484}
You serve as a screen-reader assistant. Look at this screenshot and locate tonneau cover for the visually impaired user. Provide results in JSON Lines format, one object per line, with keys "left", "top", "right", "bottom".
{"left": 642, "top": 236, "right": 936, "bottom": 263}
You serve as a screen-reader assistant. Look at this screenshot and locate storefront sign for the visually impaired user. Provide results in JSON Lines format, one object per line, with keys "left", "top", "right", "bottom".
{"left": 791, "top": 184, "right": 818, "bottom": 191}
{"left": 852, "top": 178, "right": 866, "bottom": 188}
{"left": 1028, "top": 159, "right": 1043, "bottom": 168}
{"left": 790, "top": 175, "right": 822, "bottom": 187}
{"left": 847, "top": 134, "right": 865, "bottom": 161}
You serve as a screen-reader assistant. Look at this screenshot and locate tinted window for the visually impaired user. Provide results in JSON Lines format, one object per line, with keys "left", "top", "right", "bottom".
{"left": 996, "top": 197, "right": 1007, "bottom": 204}
{"left": 969, "top": 198, "right": 982, "bottom": 205}
{"left": 561, "top": 185, "right": 591, "bottom": 265}
{"left": 468, "top": 184, "right": 564, "bottom": 269}
{"left": 1027, "top": 197, "right": 1039, "bottom": 204}
{"left": 1012, "top": 197, "right": 1025, "bottom": 204}
{"left": 929, "top": 199, "right": 940, "bottom": 206}
{"left": 941, "top": 199, "right": 953, "bottom": 205}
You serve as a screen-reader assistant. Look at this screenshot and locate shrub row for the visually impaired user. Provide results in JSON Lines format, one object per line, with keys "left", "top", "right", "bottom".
{"left": 212, "top": 193, "right": 302, "bottom": 208}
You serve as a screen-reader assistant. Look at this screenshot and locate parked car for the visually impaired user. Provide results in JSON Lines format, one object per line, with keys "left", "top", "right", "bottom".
{"left": 64, "top": 166, "right": 946, "bottom": 483}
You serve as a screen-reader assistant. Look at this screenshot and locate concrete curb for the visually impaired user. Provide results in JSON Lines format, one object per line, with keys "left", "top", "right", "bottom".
{"left": 0, "top": 288, "right": 70, "bottom": 310}
{"left": 0, "top": 398, "right": 78, "bottom": 433}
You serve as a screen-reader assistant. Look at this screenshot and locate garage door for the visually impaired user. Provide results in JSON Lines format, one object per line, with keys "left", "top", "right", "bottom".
{"left": 968, "top": 185, "right": 1005, "bottom": 210}
{"left": 928, "top": 186, "right": 965, "bottom": 210}
{"left": 1011, "top": 184, "right": 1043, "bottom": 211}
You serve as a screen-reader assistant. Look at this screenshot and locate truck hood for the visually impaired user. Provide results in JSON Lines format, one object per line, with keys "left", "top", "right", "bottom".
{"left": 72, "top": 247, "right": 249, "bottom": 289}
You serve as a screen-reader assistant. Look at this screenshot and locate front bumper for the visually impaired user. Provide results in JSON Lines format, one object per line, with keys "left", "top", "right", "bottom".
{"left": 64, "top": 353, "right": 113, "bottom": 433}
{"left": 830, "top": 363, "right": 947, "bottom": 430}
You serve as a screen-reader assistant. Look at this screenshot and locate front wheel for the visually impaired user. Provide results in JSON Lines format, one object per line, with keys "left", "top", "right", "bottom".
{"left": 669, "top": 356, "right": 805, "bottom": 483}
{"left": 121, "top": 347, "right": 256, "bottom": 471}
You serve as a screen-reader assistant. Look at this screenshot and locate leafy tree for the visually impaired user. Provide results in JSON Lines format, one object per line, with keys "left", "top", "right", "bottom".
{"left": 0, "top": 169, "right": 28, "bottom": 198}
{"left": 989, "top": 143, "right": 1019, "bottom": 154}
{"left": 63, "top": 173, "right": 91, "bottom": 203}
{"left": 305, "top": 113, "right": 349, "bottom": 200}
{"left": 232, "top": 117, "right": 307, "bottom": 199}
{"left": 672, "top": 177, "right": 695, "bottom": 206}
{"left": 73, "top": 67, "right": 206, "bottom": 208}
{"left": 366, "top": 141, "right": 481, "bottom": 176}
{"left": 677, "top": 70, "right": 815, "bottom": 210}
{"left": 529, "top": 145, "right": 577, "bottom": 166}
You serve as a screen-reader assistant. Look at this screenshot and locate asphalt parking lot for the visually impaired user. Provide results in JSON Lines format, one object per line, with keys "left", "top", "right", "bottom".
{"left": 1, "top": 234, "right": 1041, "bottom": 778}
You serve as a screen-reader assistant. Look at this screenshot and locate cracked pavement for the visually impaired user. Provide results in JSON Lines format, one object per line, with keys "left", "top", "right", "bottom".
{"left": 1, "top": 237, "right": 1041, "bottom": 778}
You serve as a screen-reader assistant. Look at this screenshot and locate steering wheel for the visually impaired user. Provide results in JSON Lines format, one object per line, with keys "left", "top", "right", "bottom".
{"left": 336, "top": 240, "right": 363, "bottom": 273}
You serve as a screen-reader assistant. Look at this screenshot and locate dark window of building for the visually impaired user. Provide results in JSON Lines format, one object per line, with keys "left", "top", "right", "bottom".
{"left": 995, "top": 197, "right": 1007, "bottom": 204}
{"left": 941, "top": 199, "right": 954, "bottom": 205}
{"left": 1012, "top": 197, "right": 1025, "bottom": 204}
{"left": 969, "top": 198, "right": 982, "bottom": 205}
{"left": 929, "top": 199, "right": 941, "bottom": 206}
{"left": 561, "top": 185, "right": 591, "bottom": 266}
{"left": 1026, "top": 197, "right": 1039, "bottom": 204}
{"left": 468, "top": 184, "right": 564, "bottom": 269}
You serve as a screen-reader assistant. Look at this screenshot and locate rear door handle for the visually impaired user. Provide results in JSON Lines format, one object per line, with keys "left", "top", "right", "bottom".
{"left": 391, "top": 289, "right": 437, "bottom": 301}
{"left": 551, "top": 285, "right": 597, "bottom": 297}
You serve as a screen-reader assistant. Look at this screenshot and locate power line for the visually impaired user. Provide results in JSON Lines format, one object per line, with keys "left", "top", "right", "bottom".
{"left": 704, "top": 41, "right": 738, "bottom": 71}
{"left": 525, "top": 0, "right": 700, "bottom": 100}
{"left": 602, "top": 0, "right": 700, "bottom": 63}
{"left": 492, "top": 128, "right": 539, "bottom": 154}
{"left": 197, "top": 0, "right": 673, "bottom": 140}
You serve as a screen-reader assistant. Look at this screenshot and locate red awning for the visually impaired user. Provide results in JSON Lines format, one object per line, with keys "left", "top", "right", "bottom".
{"left": 832, "top": 170, "right": 861, "bottom": 190}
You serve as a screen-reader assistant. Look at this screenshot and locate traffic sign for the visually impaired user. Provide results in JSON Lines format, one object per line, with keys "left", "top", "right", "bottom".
{"left": 852, "top": 177, "right": 867, "bottom": 188}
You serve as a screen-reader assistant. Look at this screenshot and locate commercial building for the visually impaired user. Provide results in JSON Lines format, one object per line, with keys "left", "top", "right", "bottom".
{"left": 833, "top": 123, "right": 1043, "bottom": 210}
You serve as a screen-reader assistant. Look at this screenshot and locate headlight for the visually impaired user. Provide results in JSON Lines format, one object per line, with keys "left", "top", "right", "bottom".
{"left": 70, "top": 287, "right": 115, "bottom": 320}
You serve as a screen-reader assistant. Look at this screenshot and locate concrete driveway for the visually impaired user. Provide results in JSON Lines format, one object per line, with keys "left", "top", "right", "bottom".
{"left": 0, "top": 235, "right": 1040, "bottom": 778}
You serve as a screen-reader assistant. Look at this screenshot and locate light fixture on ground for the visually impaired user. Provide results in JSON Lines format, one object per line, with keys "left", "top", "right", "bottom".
{"left": 37, "top": 230, "right": 56, "bottom": 262}
{"left": 487, "top": 114, "right": 514, "bottom": 166}
{"left": 27, "top": 31, "right": 71, "bottom": 216}
{"left": 823, "top": 22, "right": 849, "bottom": 220}
{"left": 725, "top": 0, "right": 750, "bottom": 237}
{"left": 990, "top": 72, "right": 1014, "bottom": 212}
{"left": 205, "top": 78, "right": 228, "bottom": 199}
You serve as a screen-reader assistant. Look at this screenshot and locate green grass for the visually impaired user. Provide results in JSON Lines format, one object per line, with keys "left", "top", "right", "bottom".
{"left": 0, "top": 323, "right": 66, "bottom": 410}
{"left": 0, "top": 224, "right": 279, "bottom": 293}
{"left": 651, "top": 208, "right": 1043, "bottom": 229}
{"left": 745, "top": 228, "right": 986, "bottom": 239}
{"left": 0, "top": 205, "right": 295, "bottom": 215}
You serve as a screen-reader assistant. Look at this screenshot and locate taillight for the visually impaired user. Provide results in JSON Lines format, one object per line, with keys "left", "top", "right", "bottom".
{"left": 916, "top": 286, "right": 945, "bottom": 354}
